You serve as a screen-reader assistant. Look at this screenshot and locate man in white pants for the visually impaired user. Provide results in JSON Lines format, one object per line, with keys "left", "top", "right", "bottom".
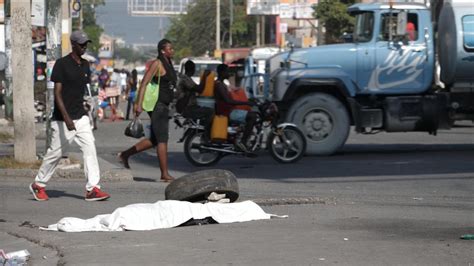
{"left": 30, "top": 31, "right": 110, "bottom": 201}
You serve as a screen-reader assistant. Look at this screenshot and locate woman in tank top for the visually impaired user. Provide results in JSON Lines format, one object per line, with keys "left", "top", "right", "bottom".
{"left": 118, "top": 39, "right": 177, "bottom": 182}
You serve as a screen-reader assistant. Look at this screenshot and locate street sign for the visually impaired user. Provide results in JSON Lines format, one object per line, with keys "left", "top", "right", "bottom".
{"left": 247, "top": 0, "right": 280, "bottom": 15}
{"left": 128, "top": 0, "right": 192, "bottom": 16}
{"left": 280, "top": 23, "right": 288, "bottom": 33}
{"left": 279, "top": 2, "right": 316, "bottom": 19}
{"left": 31, "top": 0, "right": 46, "bottom": 27}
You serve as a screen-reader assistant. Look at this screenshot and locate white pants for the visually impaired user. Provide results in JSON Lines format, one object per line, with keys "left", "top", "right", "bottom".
{"left": 35, "top": 116, "right": 101, "bottom": 191}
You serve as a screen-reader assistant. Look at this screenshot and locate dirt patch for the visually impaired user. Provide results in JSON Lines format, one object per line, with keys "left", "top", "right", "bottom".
{"left": 0, "top": 132, "right": 12, "bottom": 143}
{"left": 0, "top": 156, "right": 41, "bottom": 169}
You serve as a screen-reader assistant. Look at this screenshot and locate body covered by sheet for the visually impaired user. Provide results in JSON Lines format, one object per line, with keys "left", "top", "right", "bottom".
{"left": 44, "top": 200, "right": 285, "bottom": 232}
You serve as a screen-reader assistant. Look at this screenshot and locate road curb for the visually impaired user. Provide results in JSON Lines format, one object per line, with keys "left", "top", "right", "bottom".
{"left": 0, "top": 168, "right": 133, "bottom": 181}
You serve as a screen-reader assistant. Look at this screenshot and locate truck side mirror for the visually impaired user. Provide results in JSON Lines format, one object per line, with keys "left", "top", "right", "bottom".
{"left": 287, "top": 42, "right": 295, "bottom": 51}
{"left": 280, "top": 61, "right": 290, "bottom": 68}
{"left": 341, "top": 32, "right": 353, "bottom": 43}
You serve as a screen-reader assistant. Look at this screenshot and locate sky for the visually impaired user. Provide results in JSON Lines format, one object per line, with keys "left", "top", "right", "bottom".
{"left": 95, "top": 0, "right": 171, "bottom": 46}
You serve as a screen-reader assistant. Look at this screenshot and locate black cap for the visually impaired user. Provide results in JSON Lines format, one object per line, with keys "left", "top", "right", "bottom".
{"left": 70, "top": 30, "right": 91, "bottom": 44}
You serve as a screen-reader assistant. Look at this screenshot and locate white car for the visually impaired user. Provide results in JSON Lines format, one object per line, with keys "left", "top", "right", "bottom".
{"left": 178, "top": 57, "right": 222, "bottom": 84}
{"left": 135, "top": 65, "right": 146, "bottom": 85}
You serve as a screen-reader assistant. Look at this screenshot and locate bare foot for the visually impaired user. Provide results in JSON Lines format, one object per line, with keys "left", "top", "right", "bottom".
{"left": 117, "top": 152, "right": 130, "bottom": 169}
{"left": 160, "top": 175, "right": 174, "bottom": 183}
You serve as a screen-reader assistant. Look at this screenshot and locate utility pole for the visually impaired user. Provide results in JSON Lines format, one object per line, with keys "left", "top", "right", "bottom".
{"left": 11, "top": 0, "right": 36, "bottom": 162}
{"left": 3, "top": 0, "right": 13, "bottom": 121}
{"left": 61, "top": 0, "right": 71, "bottom": 55}
{"left": 215, "top": 0, "right": 221, "bottom": 57}
{"left": 256, "top": 16, "right": 260, "bottom": 46}
{"left": 45, "top": 0, "right": 62, "bottom": 152}
{"left": 229, "top": 0, "right": 233, "bottom": 47}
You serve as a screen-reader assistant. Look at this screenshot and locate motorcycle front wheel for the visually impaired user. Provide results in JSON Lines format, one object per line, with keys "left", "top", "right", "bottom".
{"left": 267, "top": 125, "right": 306, "bottom": 163}
{"left": 184, "top": 131, "right": 223, "bottom": 167}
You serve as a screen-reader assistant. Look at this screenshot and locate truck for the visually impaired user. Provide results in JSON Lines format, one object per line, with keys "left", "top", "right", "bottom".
{"left": 258, "top": 0, "right": 474, "bottom": 155}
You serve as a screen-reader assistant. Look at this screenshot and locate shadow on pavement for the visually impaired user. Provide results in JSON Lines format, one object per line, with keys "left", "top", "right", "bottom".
{"left": 44, "top": 190, "right": 84, "bottom": 200}
{"left": 133, "top": 176, "right": 156, "bottom": 182}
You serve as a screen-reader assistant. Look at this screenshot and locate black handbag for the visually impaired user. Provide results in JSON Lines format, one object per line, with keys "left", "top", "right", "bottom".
{"left": 124, "top": 117, "right": 144, "bottom": 138}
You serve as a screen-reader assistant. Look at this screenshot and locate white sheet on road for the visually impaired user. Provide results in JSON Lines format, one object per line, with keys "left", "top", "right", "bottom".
{"left": 42, "top": 200, "right": 286, "bottom": 232}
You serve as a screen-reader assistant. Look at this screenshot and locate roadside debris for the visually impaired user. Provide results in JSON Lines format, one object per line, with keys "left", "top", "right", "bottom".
{"left": 0, "top": 249, "right": 30, "bottom": 265}
{"left": 207, "top": 192, "right": 230, "bottom": 203}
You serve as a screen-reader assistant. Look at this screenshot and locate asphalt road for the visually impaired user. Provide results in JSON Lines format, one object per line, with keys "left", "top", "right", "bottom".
{"left": 1, "top": 116, "right": 473, "bottom": 265}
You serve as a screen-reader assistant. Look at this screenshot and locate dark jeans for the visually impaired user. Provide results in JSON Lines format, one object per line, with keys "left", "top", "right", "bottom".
{"left": 125, "top": 91, "right": 136, "bottom": 120}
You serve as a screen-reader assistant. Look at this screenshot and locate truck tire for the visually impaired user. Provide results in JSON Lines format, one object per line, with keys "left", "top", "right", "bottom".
{"left": 165, "top": 169, "right": 239, "bottom": 203}
{"left": 286, "top": 93, "right": 350, "bottom": 155}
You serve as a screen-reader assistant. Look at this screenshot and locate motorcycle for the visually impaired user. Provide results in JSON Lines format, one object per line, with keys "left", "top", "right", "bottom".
{"left": 174, "top": 100, "right": 306, "bottom": 166}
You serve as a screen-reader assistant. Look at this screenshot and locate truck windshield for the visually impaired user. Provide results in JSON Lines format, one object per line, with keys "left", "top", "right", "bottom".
{"left": 354, "top": 12, "right": 374, "bottom": 43}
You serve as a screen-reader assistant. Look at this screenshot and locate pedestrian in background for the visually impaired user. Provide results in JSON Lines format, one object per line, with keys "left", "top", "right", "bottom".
{"left": 124, "top": 69, "right": 137, "bottom": 120}
{"left": 120, "top": 69, "right": 128, "bottom": 96}
{"left": 29, "top": 30, "right": 110, "bottom": 202}
{"left": 119, "top": 39, "right": 176, "bottom": 182}
{"left": 105, "top": 68, "right": 121, "bottom": 121}
{"left": 98, "top": 68, "right": 108, "bottom": 90}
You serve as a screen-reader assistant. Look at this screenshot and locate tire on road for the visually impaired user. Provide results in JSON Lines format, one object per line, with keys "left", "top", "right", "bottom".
{"left": 286, "top": 93, "right": 350, "bottom": 155}
{"left": 165, "top": 169, "right": 239, "bottom": 202}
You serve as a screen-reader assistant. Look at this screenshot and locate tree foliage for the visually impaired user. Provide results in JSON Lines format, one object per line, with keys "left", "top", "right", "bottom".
{"left": 313, "top": 0, "right": 356, "bottom": 44}
{"left": 114, "top": 46, "right": 149, "bottom": 64}
{"left": 166, "top": 0, "right": 256, "bottom": 60}
{"left": 72, "top": 0, "right": 106, "bottom": 55}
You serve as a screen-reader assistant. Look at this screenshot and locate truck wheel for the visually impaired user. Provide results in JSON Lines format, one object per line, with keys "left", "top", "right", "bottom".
{"left": 165, "top": 169, "right": 239, "bottom": 203}
{"left": 286, "top": 93, "right": 350, "bottom": 155}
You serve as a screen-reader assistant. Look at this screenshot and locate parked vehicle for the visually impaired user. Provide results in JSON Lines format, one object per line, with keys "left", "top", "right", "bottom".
{"left": 174, "top": 99, "right": 306, "bottom": 166}
{"left": 178, "top": 57, "right": 222, "bottom": 84}
{"left": 255, "top": 0, "right": 474, "bottom": 155}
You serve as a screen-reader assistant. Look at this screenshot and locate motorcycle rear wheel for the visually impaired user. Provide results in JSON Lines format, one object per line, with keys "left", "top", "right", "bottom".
{"left": 267, "top": 125, "right": 306, "bottom": 163}
{"left": 184, "top": 131, "right": 223, "bottom": 167}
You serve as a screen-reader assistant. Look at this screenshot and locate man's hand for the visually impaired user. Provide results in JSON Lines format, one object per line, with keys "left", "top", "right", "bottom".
{"left": 65, "top": 118, "right": 76, "bottom": 131}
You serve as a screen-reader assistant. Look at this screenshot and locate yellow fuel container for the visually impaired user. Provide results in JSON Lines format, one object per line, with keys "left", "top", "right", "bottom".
{"left": 200, "top": 71, "right": 215, "bottom": 97}
{"left": 211, "top": 115, "right": 228, "bottom": 141}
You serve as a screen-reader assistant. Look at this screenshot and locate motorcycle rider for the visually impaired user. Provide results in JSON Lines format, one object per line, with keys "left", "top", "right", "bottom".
{"left": 214, "top": 64, "right": 256, "bottom": 152}
{"left": 175, "top": 60, "right": 214, "bottom": 142}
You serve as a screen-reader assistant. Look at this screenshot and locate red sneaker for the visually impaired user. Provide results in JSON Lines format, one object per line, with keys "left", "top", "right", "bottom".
{"left": 85, "top": 187, "right": 110, "bottom": 201}
{"left": 29, "top": 183, "right": 49, "bottom": 201}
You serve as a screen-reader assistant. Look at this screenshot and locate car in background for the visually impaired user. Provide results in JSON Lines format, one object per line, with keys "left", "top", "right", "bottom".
{"left": 178, "top": 57, "right": 222, "bottom": 84}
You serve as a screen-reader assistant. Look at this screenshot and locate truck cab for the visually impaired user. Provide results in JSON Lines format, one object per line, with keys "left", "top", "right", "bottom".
{"left": 349, "top": 3, "right": 433, "bottom": 94}
{"left": 266, "top": 1, "right": 474, "bottom": 155}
